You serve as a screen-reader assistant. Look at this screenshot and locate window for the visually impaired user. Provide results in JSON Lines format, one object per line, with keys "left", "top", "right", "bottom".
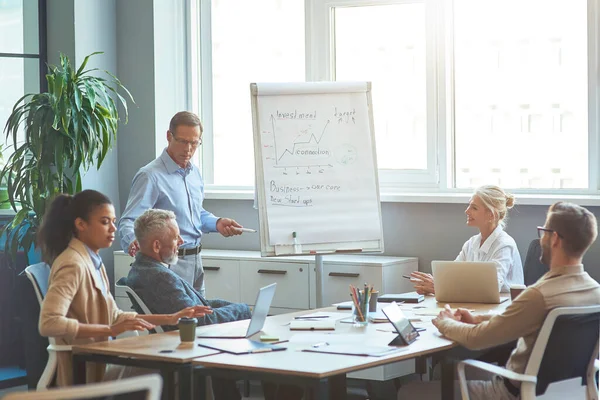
{"left": 190, "top": 0, "right": 599, "bottom": 194}
{"left": 0, "top": 0, "right": 46, "bottom": 161}
{"left": 453, "top": 0, "right": 589, "bottom": 189}
{"left": 191, "top": 0, "right": 305, "bottom": 187}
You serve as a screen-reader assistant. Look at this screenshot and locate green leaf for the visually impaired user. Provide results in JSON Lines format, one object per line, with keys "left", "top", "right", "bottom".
{"left": 74, "top": 85, "right": 82, "bottom": 111}
{"left": 75, "top": 51, "right": 103, "bottom": 77}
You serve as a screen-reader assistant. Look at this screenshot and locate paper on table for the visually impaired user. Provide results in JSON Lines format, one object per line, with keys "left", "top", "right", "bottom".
{"left": 289, "top": 333, "right": 367, "bottom": 345}
{"left": 295, "top": 312, "right": 350, "bottom": 320}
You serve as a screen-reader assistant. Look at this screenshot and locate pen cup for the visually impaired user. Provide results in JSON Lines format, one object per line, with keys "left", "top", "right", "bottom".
{"left": 178, "top": 317, "right": 197, "bottom": 343}
{"left": 352, "top": 290, "right": 370, "bottom": 327}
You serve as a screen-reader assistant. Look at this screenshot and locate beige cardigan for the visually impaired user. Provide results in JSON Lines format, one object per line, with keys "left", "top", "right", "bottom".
{"left": 39, "top": 238, "right": 137, "bottom": 386}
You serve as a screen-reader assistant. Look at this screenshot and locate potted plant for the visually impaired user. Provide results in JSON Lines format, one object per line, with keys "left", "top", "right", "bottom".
{"left": 0, "top": 144, "right": 10, "bottom": 210}
{"left": 0, "top": 52, "right": 134, "bottom": 262}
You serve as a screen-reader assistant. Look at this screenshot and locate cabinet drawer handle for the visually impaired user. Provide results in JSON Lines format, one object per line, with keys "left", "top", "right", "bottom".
{"left": 257, "top": 269, "right": 287, "bottom": 275}
{"left": 329, "top": 272, "right": 360, "bottom": 278}
{"left": 204, "top": 266, "right": 221, "bottom": 271}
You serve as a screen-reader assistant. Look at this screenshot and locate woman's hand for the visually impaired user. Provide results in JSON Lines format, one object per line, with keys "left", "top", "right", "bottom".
{"left": 110, "top": 318, "right": 155, "bottom": 337}
{"left": 410, "top": 271, "right": 435, "bottom": 295}
{"left": 168, "top": 306, "right": 213, "bottom": 325}
{"left": 453, "top": 308, "right": 477, "bottom": 324}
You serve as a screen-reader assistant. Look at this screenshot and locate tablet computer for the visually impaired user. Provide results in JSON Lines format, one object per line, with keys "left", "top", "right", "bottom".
{"left": 381, "top": 302, "right": 420, "bottom": 346}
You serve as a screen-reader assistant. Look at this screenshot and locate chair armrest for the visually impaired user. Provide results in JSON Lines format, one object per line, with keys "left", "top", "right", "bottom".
{"left": 459, "top": 359, "right": 537, "bottom": 384}
{"left": 48, "top": 344, "right": 72, "bottom": 352}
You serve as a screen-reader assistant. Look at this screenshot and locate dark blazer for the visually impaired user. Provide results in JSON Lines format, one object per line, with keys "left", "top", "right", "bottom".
{"left": 126, "top": 253, "right": 251, "bottom": 331}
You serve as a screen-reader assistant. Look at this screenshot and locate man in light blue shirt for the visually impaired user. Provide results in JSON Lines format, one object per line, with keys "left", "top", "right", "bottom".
{"left": 119, "top": 111, "right": 242, "bottom": 296}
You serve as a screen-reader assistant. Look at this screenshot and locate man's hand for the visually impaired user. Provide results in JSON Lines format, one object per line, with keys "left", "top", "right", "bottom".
{"left": 110, "top": 318, "right": 154, "bottom": 337}
{"left": 128, "top": 240, "right": 140, "bottom": 257}
{"left": 216, "top": 218, "right": 243, "bottom": 237}
{"left": 169, "top": 306, "right": 213, "bottom": 325}
{"left": 432, "top": 304, "right": 460, "bottom": 329}
{"left": 410, "top": 271, "right": 435, "bottom": 295}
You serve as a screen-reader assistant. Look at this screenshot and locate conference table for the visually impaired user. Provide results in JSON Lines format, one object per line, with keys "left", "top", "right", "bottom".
{"left": 71, "top": 295, "right": 511, "bottom": 400}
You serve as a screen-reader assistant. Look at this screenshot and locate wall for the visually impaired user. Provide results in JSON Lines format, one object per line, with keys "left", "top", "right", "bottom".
{"left": 116, "top": 0, "right": 157, "bottom": 211}
{"left": 46, "top": 0, "right": 121, "bottom": 282}
{"left": 201, "top": 199, "right": 600, "bottom": 283}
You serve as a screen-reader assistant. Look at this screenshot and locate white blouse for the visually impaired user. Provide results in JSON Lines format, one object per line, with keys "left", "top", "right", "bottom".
{"left": 455, "top": 225, "right": 524, "bottom": 292}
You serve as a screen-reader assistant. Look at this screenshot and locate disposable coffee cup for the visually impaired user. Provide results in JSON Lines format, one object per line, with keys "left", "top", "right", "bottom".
{"left": 178, "top": 317, "right": 197, "bottom": 342}
{"left": 510, "top": 284, "right": 526, "bottom": 300}
{"left": 369, "top": 291, "right": 379, "bottom": 313}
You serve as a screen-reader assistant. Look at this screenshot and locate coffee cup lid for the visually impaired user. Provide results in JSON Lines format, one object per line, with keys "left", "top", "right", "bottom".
{"left": 178, "top": 317, "right": 198, "bottom": 324}
{"left": 510, "top": 284, "right": 526, "bottom": 289}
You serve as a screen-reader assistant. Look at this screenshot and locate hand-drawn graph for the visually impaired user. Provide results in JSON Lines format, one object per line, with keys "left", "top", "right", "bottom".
{"left": 263, "top": 115, "right": 356, "bottom": 176}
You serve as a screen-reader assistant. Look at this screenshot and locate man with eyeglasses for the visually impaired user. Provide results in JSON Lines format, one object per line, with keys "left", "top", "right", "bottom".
{"left": 431, "top": 202, "right": 600, "bottom": 400}
{"left": 119, "top": 111, "right": 243, "bottom": 295}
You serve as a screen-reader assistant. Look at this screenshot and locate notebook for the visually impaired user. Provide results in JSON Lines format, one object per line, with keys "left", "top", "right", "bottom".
{"left": 196, "top": 283, "right": 276, "bottom": 339}
{"left": 197, "top": 339, "right": 287, "bottom": 355}
{"left": 378, "top": 292, "right": 424, "bottom": 304}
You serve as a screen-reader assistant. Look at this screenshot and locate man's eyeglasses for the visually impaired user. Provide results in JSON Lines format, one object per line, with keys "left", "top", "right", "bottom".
{"left": 169, "top": 132, "right": 201, "bottom": 148}
{"left": 537, "top": 226, "right": 563, "bottom": 239}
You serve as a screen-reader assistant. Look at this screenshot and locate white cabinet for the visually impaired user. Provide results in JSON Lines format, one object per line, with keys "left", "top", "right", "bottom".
{"left": 113, "top": 250, "right": 418, "bottom": 314}
{"left": 239, "top": 259, "right": 310, "bottom": 312}
{"left": 202, "top": 258, "right": 241, "bottom": 302}
{"left": 308, "top": 255, "right": 418, "bottom": 308}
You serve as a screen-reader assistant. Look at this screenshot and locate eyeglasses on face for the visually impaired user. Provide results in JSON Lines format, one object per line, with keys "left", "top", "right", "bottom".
{"left": 537, "top": 226, "right": 563, "bottom": 239}
{"left": 169, "top": 132, "right": 201, "bottom": 148}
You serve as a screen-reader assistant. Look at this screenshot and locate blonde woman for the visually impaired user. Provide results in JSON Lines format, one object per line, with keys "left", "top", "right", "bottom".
{"left": 412, "top": 185, "right": 524, "bottom": 295}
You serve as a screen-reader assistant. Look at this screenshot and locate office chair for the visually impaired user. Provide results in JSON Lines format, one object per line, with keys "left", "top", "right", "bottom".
{"left": 115, "top": 277, "right": 164, "bottom": 334}
{"left": 458, "top": 305, "right": 600, "bottom": 400}
{"left": 23, "top": 263, "right": 72, "bottom": 391}
{"left": 2, "top": 373, "right": 163, "bottom": 400}
{"left": 523, "top": 239, "right": 548, "bottom": 286}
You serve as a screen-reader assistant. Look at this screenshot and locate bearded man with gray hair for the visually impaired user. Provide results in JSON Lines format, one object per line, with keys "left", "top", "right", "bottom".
{"left": 125, "top": 209, "right": 251, "bottom": 331}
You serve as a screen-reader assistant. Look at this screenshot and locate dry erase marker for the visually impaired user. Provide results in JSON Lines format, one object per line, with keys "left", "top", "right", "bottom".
{"left": 237, "top": 227, "right": 257, "bottom": 233}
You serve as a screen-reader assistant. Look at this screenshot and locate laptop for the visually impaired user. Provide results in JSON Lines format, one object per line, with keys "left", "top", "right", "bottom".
{"left": 196, "top": 283, "right": 276, "bottom": 339}
{"left": 431, "top": 261, "right": 502, "bottom": 304}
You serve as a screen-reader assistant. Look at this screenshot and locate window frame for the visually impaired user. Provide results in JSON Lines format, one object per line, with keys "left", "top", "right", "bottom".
{"left": 0, "top": 0, "right": 48, "bottom": 93}
{"left": 188, "top": 0, "right": 600, "bottom": 197}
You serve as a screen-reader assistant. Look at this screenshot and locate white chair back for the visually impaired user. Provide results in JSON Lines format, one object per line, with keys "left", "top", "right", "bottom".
{"left": 2, "top": 373, "right": 163, "bottom": 400}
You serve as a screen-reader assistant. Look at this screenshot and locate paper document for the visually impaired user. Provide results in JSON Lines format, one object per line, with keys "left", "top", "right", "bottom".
{"left": 303, "top": 344, "right": 408, "bottom": 357}
{"left": 294, "top": 312, "right": 350, "bottom": 320}
{"left": 289, "top": 333, "right": 367, "bottom": 345}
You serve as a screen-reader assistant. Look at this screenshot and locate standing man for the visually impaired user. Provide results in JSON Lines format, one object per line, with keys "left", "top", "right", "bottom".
{"left": 119, "top": 111, "right": 242, "bottom": 296}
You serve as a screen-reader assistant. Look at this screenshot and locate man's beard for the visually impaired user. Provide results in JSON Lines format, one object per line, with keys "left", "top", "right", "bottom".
{"left": 540, "top": 243, "right": 551, "bottom": 266}
{"left": 162, "top": 252, "right": 179, "bottom": 265}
